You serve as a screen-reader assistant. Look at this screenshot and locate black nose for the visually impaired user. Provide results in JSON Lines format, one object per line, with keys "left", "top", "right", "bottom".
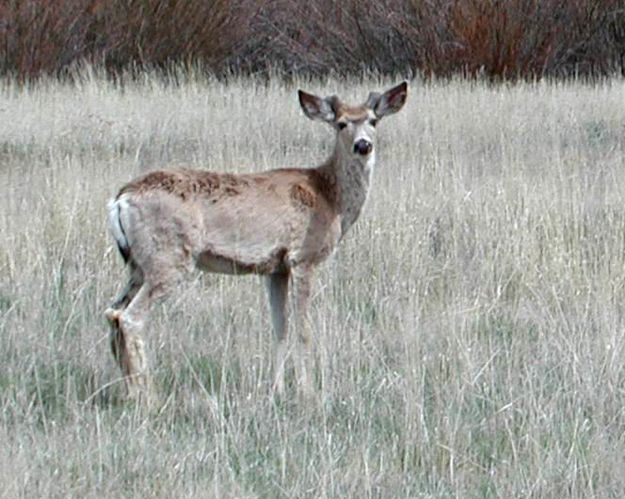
{"left": 353, "top": 139, "right": 372, "bottom": 156}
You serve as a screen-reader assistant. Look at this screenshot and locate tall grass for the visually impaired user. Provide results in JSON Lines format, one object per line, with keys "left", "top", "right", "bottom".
{"left": 2, "top": 71, "right": 625, "bottom": 497}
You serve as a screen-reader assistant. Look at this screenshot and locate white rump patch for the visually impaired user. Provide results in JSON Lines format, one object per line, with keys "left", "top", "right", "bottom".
{"left": 107, "top": 195, "right": 131, "bottom": 255}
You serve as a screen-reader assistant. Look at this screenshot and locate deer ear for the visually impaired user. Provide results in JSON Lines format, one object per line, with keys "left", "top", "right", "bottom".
{"left": 369, "top": 81, "right": 408, "bottom": 119}
{"left": 298, "top": 90, "right": 336, "bottom": 123}
{"left": 365, "top": 91, "right": 381, "bottom": 109}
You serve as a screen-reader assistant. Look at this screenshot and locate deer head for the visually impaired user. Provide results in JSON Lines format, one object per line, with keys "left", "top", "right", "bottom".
{"left": 298, "top": 81, "right": 408, "bottom": 160}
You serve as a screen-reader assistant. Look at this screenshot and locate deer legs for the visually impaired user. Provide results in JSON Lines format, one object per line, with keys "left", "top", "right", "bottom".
{"left": 267, "top": 267, "right": 314, "bottom": 396}
{"left": 292, "top": 267, "right": 314, "bottom": 395}
{"left": 105, "top": 284, "right": 151, "bottom": 399}
{"left": 105, "top": 266, "right": 176, "bottom": 400}
{"left": 108, "top": 259, "right": 316, "bottom": 399}
{"left": 267, "top": 272, "right": 289, "bottom": 395}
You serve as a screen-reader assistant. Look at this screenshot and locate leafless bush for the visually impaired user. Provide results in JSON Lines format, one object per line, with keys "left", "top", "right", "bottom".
{"left": 0, "top": 0, "right": 252, "bottom": 79}
{"left": 244, "top": 0, "right": 625, "bottom": 80}
{"left": 0, "top": 0, "right": 624, "bottom": 80}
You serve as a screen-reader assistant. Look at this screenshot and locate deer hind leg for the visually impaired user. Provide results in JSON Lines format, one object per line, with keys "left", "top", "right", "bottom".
{"left": 106, "top": 272, "right": 178, "bottom": 400}
{"left": 109, "top": 261, "right": 143, "bottom": 311}
{"left": 105, "top": 261, "right": 145, "bottom": 396}
{"left": 106, "top": 283, "right": 151, "bottom": 400}
{"left": 266, "top": 272, "right": 289, "bottom": 395}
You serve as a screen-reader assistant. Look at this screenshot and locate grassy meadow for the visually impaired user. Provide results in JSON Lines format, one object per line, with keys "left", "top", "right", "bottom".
{"left": 2, "top": 71, "right": 625, "bottom": 497}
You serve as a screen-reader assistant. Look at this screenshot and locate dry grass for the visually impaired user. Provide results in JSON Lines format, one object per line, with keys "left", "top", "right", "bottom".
{"left": 2, "top": 70, "right": 625, "bottom": 497}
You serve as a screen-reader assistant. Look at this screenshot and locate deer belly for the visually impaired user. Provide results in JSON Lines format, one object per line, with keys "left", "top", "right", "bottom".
{"left": 195, "top": 246, "right": 288, "bottom": 275}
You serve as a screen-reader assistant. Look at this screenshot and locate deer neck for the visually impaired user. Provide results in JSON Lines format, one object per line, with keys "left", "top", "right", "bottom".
{"left": 320, "top": 142, "right": 376, "bottom": 236}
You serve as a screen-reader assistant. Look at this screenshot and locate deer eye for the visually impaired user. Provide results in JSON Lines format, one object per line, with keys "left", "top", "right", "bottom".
{"left": 369, "top": 118, "right": 378, "bottom": 127}
{"left": 337, "top": 122, "right": 347, "bottom": 130}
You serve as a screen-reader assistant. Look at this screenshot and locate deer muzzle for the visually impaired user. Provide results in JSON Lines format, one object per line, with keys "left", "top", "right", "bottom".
{"left": 353, "top": 139, "right": 372, "bottom": 156}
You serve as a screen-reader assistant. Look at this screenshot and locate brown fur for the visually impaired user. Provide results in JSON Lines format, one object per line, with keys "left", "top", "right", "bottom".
{"left": 119, "top": 169, "right": 251, "bottom": 201}
{"left": 197, "top": 246, "right": 289, "bottom": 275}
{"left": 337, "top": 107, "right": 370, "bottom": 123}
{"left": 290, "top": 183, "right": 317, "bottom": 210}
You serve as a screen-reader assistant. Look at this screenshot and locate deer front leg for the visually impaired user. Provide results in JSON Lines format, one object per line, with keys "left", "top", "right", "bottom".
{"left": 291, "top": 266, "right": 314, "bottom": 396}
{"left": 266, "top": 272, "right": 289, "bottom": 395}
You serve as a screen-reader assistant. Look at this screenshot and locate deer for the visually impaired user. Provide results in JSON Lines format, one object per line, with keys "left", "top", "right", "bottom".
{"left": 104, "top": 82, "right": 408, "bottom": 400}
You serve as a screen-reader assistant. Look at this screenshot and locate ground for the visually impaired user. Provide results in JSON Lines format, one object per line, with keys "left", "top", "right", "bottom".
{"left": 1, "top": 72, "right": 625, "bottom": 497}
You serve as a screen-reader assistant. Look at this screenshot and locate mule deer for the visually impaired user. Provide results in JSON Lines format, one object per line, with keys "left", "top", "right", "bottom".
{"left": 104, "top": 82, "right": 408, "bottom": 398}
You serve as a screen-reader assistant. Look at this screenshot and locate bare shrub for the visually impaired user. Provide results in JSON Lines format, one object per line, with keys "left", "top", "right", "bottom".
{"left": 0, "top": 0, "right": 252, "bottom": 80}
{"left": 245, "top": 0, "right": 625, "bottom": 80}
{"left": 0, "top": 0, "right": 623, "bottom": 81}
{"left": 434, "top": 0, "right": 625, "bottom": 79}
{"left": 0, "top": 0, "right": 98, "bottom": 78}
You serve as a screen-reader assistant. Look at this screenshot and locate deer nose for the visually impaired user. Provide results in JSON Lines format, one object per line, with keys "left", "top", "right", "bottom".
{"left": 353, "top": 139, "right": 372, "bottom": 156}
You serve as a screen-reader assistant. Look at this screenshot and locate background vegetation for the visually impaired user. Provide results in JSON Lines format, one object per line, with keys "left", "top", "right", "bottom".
{"left": 2, "top": 71, "right": 625, "bottom": 497}
{"left": 1, "top": 0, "right": 625, "bottom": 81}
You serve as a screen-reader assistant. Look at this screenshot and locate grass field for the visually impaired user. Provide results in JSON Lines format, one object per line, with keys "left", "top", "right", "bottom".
{"left": 2, "top": 70, "right": 625, "bottom": 497}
